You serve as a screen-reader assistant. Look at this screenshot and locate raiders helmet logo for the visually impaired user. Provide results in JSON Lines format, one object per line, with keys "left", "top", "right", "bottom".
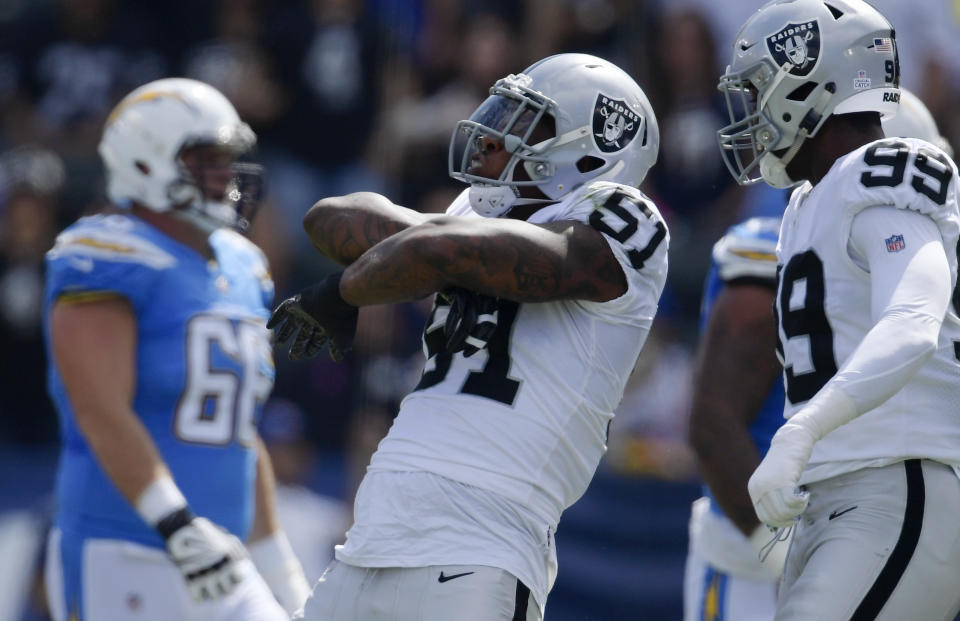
{"left": 593, "top": 94, "right": 641, "bottom": 153}
{"left": 766, "top": 20, "right": 821, "bottom": 77}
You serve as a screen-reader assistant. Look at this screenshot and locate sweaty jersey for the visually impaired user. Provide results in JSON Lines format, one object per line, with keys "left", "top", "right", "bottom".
{"left": 339, "top": 181, "right": 669, "bottom": 609}
{"left": 776, "top": 137, "right": 960, "bottom": 484}
{"left": 44, "top": 212, "right": 275, "bottom": 549}
{"left": 691, "top": 217, "right": 786, "bottom": 579}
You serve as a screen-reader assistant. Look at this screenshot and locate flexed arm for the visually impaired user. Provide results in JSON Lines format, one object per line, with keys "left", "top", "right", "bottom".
{"left": 302, "top": 192, "right": 437, "bottom": 266}
{"left": 340, "top": 216, "right": 628, "bottom": 305}
{"left": 271, "top": 211, "right": 634, "bottom": 361}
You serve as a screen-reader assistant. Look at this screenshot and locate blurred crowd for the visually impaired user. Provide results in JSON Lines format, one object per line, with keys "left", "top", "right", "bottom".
{"left": 2, "top": 0, "right": 960, "bottom": 616}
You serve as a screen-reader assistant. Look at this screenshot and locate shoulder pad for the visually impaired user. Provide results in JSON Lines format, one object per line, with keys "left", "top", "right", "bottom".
{"left": 45, "top": 214, "right": 175, "bottom": 307}
{"left": 47, "top": 214, "right": 177, "bottom": 270}
{"left": 832, "top": 137, "right": 960, "bottom": 222}
{"left": 712, "top": 217, "right": 780, "bottom": 283}
{"left": 531, "top": 181, "right": 668, "bottom": 272}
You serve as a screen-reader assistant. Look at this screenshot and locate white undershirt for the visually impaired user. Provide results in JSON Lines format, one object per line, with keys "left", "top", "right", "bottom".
{"left": 802, "top": 205, "right": 951, "bottom": 437}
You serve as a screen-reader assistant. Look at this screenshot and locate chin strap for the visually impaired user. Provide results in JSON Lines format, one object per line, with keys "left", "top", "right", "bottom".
{"left": 763, "top": 81, "right": 838, "bottom": 184}
{"left": 172, "top": 201, "right": 237, "bottom": 233}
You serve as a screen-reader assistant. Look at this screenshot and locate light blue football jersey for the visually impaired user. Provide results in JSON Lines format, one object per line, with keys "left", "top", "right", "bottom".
{"left": 698, "top": 217, "right": 784, "bottom": 516}
{"left": 44, "top": 212, "right": 275, "bottom": 549}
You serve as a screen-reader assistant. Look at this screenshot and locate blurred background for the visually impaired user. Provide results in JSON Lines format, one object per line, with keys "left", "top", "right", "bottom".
{"left": 2, "top": 0, "right": 959, "bottom": 619}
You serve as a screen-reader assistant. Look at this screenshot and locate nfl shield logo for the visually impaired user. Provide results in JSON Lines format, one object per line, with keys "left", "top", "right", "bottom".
{"left": 592, "top": 93, "right": 642, "bottom": 153}
{"left": 885, "top": 234, "right": 905, "bottom": 252}
{"left": 766, "top": 20, "right": 821, "bottom": 77}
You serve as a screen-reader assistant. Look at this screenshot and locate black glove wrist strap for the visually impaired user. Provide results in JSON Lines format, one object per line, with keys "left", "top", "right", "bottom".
{"left": 299, "top": 272, "right": 355, "bottom": 318}
{"left": 156, "top": 506, "right": 196, "bottom": 540}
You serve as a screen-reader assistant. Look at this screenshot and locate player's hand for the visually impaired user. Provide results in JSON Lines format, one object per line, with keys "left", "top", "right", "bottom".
{"left": 747, "top": 422, "right": 816, "bottom": 528}
{"left": 158, "top": 509, "right": 249, "bottom": 601}
{"left": 268, "top": 273, "right": 358, "bottom": 362}
{"left": 438, "top": 288, "right": 499, "bottom": 357}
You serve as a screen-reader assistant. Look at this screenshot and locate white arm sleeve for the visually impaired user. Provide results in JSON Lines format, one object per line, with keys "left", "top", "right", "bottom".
{"left": 791, "top": 205, "right": 951, "bottom": 440}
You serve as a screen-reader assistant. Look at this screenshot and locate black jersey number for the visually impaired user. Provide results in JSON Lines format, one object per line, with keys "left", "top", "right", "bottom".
{"left": 775, "top": 250, "right": 838, "bottom": 404}
{"left": 589, "top": 192, "right": 667, "bottom": 270}
{"left": 860, "top": 140, "right": 953, "bottom": 205}
{"left": 414, "top": 298, "right": 522, "bottom": 406}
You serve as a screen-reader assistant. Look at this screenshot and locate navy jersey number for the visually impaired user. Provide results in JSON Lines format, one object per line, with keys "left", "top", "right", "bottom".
{"left": 588, "top": 191, "right": 666, "bottom": 270}
{"left": 414, "top": 298, "right": 522, "bottom": 406}
{"left": 775, "top": 250, "right": 838, "bottom": 404}
{"left": 860, "top": 140, "right": 952, "bottom": 205}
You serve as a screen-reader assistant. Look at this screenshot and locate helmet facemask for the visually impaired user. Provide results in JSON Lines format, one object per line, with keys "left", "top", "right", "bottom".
{"left": 167, "top": 130, "right": 264, "bottom": 233}
{"left": 718, "top": 61, "right": 783, "bottom": 185}
{"left": 449, "top": 74, "right": 559, "bottom": 217}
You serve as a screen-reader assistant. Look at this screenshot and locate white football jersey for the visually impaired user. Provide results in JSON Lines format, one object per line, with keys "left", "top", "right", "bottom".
{"left": 776, "top": 137, "right": 960, "bottom": 484}
{"left": 374, "top": 181, "right": 668, "bottom": 523}
{"left": 339, "top": 181, "right": 668, "bottom": 608}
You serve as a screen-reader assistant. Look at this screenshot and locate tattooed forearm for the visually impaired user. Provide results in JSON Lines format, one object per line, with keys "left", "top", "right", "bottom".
{"left": 507, "top": 221, "right": 626, "bottom": 302}
{"left": 340, "top": 217, "right": 628, "bottom": 305}
{"left": 303, "top": 193, "right": 430, "bottom": 266}
{"left": 311, "top": 211, "right": 407, "bottom": 265}
{"left": 309, "top": 211, "right": 368, "bottom": 265}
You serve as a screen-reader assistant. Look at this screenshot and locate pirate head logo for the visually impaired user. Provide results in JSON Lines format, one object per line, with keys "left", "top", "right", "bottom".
{"left": 593, "top": 94, "right": 641, "bottom": 153}
{"left": 766, "top": 20, "right": 821, "bottom": 77}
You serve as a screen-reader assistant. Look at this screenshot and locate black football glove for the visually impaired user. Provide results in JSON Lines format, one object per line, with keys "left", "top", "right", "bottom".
{"left": 268, "top": 272, "right": 359, "bottom": 362}
{"left": 438, "top": 288, "right": 499, "bottom": 357}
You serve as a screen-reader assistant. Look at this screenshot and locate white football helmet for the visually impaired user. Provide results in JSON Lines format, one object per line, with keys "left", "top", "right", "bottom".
{"left": 717, "top": 0, "right": 900, "bottom": 188}
{"left": 99, "top": 78, "right": 261, "bottom": 231}
{"left": 449, "top": 53, "right": 659, "bottom": 217}
{"left": 882, "top": 87, "right": 953, "bottom": 157}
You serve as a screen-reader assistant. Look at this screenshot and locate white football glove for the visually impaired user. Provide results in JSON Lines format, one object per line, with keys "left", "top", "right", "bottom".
{"left": 747, "top": 422, "right": 816, "bottom": 528}
{"left": 159, "top": 509, "right": 249, "bottom": 601}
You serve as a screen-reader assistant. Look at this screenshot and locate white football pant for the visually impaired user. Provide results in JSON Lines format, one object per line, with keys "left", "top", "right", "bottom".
{"left": 296, "top": 561, "right": 541, "bottom": 620}
{"left": 778, "top": 460, "right": 960, "bottom": 620}
{"left": 44, "top": 528, "right": 287, "bottom": 621}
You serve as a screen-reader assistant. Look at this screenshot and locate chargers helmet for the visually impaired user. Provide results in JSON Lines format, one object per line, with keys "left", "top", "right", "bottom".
{"left": 99, "top": 78, "right": 262, "bottom": 231}
{"left": 717, "top": 0, "right": 900, "bottom": 188}
{"left": 449, "top": 53, "right": 659, "bottom": 217}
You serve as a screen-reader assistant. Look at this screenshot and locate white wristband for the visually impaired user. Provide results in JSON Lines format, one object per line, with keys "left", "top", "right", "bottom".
{"left": 249, "top": 530, "right": 311, "bottom": 614}
{"left": 135, "top": 476, "right": 188, "bottom": 526}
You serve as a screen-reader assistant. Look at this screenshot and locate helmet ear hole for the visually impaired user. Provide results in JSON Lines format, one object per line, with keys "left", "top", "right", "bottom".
{"left": 824, "top": 3, "right": 844, "bottom": 20}
{"left": 135, "top": 161, "right": 151, "bottom": 175}
{"left": 786, "top": 81, "right": 818, "bottom": 102}
{"left": 576, "top": 156, "right": 605, "bottom": 173}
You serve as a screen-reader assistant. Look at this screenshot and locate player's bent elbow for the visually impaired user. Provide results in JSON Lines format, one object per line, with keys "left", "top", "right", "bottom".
{"left": 302, "top": 197, "right": 339, "bottom": 234}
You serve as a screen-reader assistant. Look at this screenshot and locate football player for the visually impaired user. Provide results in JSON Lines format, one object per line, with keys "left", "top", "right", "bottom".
{"left": 269, "top": 53, "right": 669, "bottom": 620}
{"left": 43, "top": 79, "right": 308, "bottom": 620}
{"left": 717, "top": 1, "right": 960, "bottom": 618}
{"left": 684, "top": 87, "right": 951, "bottom": 621}
{"left": 685, "top": 216, "right": 786, "bottom": 621}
